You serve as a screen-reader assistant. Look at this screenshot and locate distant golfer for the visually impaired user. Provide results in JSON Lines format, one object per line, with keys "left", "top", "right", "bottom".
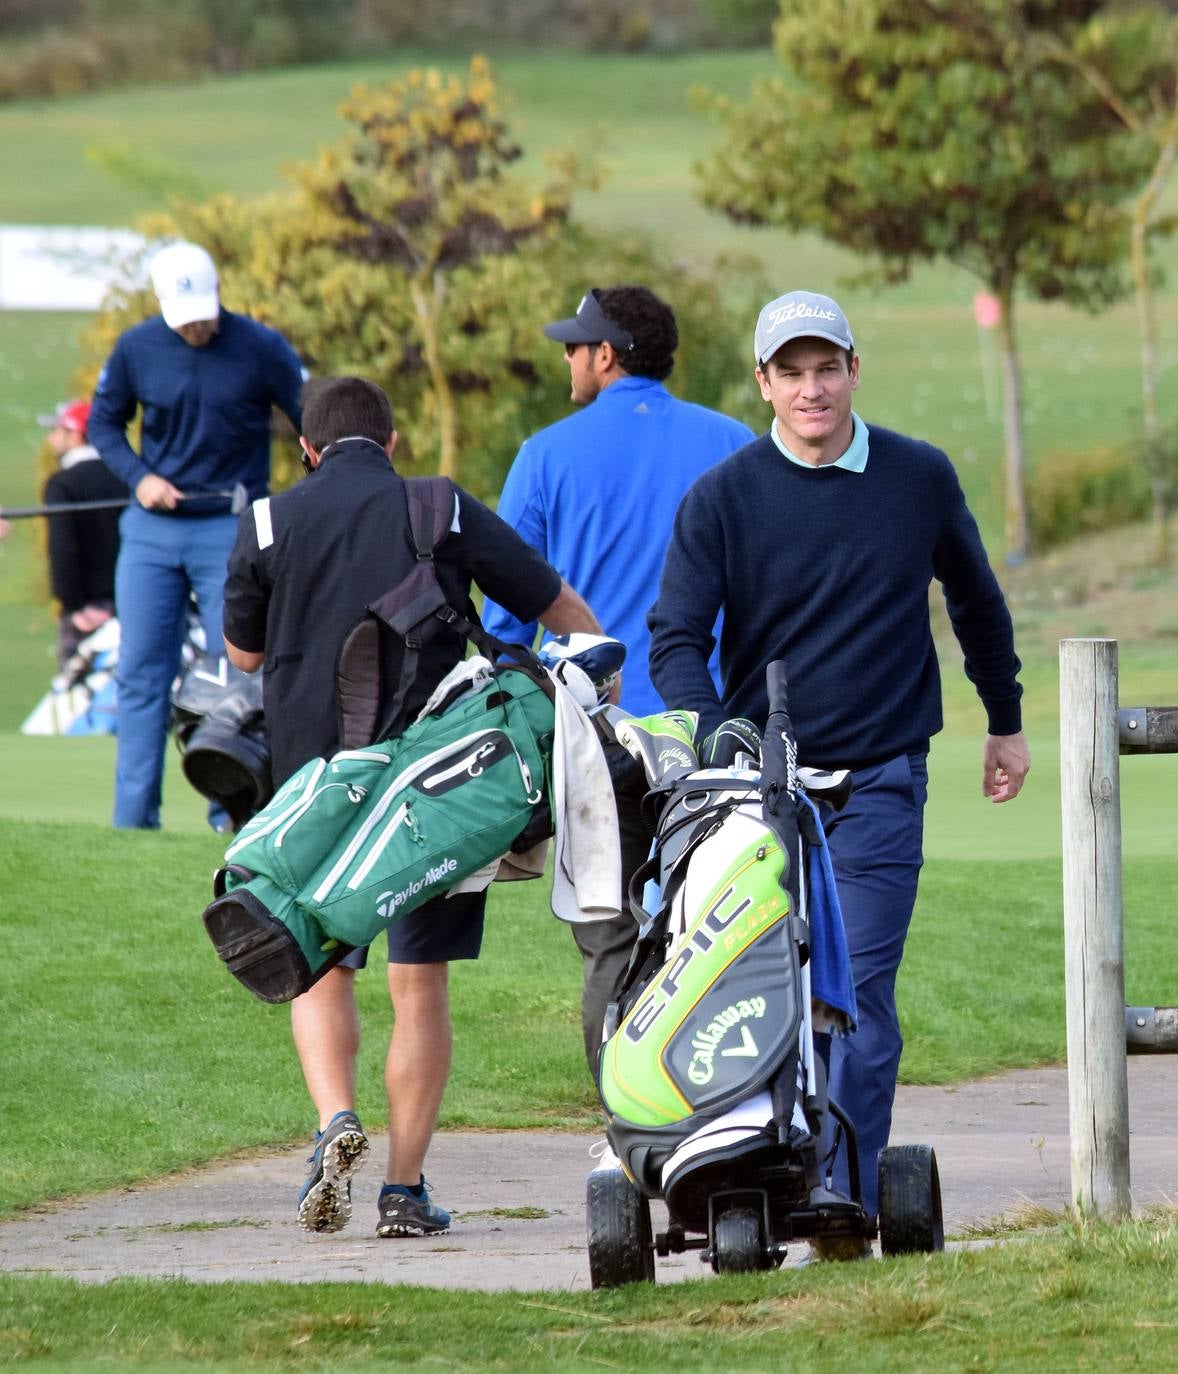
{"left": 481, "top": 285, "right": 754, "bottom": 1072}
{"left": 36, "top": 397, "right": 127, "bottom": 668}
{"left": 649, "top": 288, "right": 1030, "bottom": 1241}
{"left": 89, "top": 241, "right": 304, "bottom": 830}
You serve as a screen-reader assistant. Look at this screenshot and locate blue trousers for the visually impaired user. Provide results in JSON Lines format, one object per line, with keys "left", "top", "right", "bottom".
{"left": 816, "top": 750, "right": 928, "bottom": 1216}
{"left": 113, "top": 507, "right": 239, "bottom": 829}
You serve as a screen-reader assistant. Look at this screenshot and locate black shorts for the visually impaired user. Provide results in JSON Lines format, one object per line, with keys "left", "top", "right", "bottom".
{"left": 338, "top": 888, "right": 486, "bottom": 968}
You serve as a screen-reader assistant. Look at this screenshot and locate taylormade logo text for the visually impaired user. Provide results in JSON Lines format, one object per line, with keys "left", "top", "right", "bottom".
{"left": 376, "top": 857, "right": 458, "bottom": 919}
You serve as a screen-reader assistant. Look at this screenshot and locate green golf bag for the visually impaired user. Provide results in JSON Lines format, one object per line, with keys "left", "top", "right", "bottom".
{"left": 201, "top": 663, "right": 556, "bottom": 1004}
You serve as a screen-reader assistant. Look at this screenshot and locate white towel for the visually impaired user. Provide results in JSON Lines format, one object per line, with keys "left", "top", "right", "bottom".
{"left": 548, "top": 669, "right": 622, "bottom": 924}
{"left": 419, "top": 656, "right": 620, "bottom": 921}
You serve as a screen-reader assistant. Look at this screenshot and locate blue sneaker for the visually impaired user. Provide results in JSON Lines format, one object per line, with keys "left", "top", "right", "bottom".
{"left": 376, "top": 1177, "right": 451, "bottom": 1237}
{"left": 297, "top": 1111, "right": 369, "bottom": 1234}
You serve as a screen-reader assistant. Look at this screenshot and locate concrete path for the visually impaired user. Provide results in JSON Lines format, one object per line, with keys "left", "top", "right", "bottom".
{"left": 2, "top": 1058, "right": 1175, "bottom": 1290}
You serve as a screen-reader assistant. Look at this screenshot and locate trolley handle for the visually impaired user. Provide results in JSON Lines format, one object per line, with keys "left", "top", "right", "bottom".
{"left": 765, "top": 660, "right": 789, "bottom": 721}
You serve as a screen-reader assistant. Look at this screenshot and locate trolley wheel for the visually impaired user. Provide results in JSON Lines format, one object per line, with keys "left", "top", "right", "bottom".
{"left": 712, "top": 1207, "right": 767, "bottom": 1275}
{"left": 877, "top": 1144, "right": 944, "bottom": 1255}
{"left": 586, "top": 1167, "right": 656, "bottom": 1289}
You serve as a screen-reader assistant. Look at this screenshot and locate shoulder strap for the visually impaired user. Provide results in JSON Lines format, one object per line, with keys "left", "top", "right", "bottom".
{"left": 335, "top": 477, "right": 547, "bottom": 749}
{"left": 406, "top": 475, "right": 455, "bottom": 561}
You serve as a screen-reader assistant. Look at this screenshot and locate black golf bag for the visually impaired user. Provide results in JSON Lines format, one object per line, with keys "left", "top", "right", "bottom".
{"left": 172, "top": 653, "right": 273, "bottom": 831}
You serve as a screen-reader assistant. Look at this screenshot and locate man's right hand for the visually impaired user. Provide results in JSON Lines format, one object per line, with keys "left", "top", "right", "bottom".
{"left": 136, "top": 474, "right": 182, "bottom": 511}
{"left": 71, "top": 606, "right": 113, "bottom": 634}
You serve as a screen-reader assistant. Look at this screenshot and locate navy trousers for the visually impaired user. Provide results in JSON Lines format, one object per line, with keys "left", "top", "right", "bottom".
{"left": 113, "top": 506, "right": 238, "bottom": 829}
{"left": 816, "top": 750, "right": 928, "bottom": 1216}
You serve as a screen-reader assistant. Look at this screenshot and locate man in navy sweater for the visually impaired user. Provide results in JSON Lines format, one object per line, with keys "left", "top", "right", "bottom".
{"left": 648, "top": 289, "right": 1030, "bottom": 1235}
{"left": 89, "top": 241, "right": 304, "bottom": 829}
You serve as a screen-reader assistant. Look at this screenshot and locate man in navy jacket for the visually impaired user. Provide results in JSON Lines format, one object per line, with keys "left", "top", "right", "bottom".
{"left": 89, "top": 241, "right": 304, "bottom": 829}
{"left": 649, "top": 290, "right": 1031, "bottom": 1233}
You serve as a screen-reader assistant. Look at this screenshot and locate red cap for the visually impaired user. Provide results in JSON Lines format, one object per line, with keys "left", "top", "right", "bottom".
{"left": 37, "top": 398, "right": 91, "bottom": 435}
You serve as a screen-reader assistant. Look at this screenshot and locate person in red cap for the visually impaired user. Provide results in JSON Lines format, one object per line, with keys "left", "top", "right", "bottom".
{"left": 38, "top": 398, "right": 128, "bottom": 667}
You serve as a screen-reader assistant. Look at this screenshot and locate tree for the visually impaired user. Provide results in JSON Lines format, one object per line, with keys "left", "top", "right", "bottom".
{"left": 80, "top": 59, "right": 763, "bottom": 500}
{"left": 696, "top": 0, "right": 1154, "bottom": 564}
{"left": 1033, "top": 10, "right": 1178, "bottom": 564}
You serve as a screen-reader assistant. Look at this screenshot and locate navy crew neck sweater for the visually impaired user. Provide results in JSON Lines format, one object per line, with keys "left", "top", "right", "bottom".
{"left": 647, "top": 426, "right": 1022, "bottom": 769}
{"left": 89, "top": 310, "right": 304, "bottom": 504}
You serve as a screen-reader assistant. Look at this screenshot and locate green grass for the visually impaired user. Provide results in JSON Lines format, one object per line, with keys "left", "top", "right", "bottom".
{"left": 0, "top": 818, "right": 594, "bottom": 1217}
{"left": 0, "top": 52, "right": 783, "bottom": 230}
{"left": 3, "top": 807, "right": 1175, "bottom": 1216}
{"left": 3, "top": 1216, "right": 1178, "bottom": 1370}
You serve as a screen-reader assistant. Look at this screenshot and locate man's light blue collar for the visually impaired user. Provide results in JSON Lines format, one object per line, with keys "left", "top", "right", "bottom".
{"left": 770, "top": 412, "right": 870, "bottom": 471}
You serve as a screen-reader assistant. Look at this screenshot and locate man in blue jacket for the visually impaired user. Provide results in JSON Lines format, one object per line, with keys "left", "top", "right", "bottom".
{"left": 648, "top": 289, "right": 1031, "bottom": 1238}
{"left": 89, "top": 241, "right": 304, "bottom": 829}
{"left": 482, "top": 285, "right": 754, "bottom": 1070}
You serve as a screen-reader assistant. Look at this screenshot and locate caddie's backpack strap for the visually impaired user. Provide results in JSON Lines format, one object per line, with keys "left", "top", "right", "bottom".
{"left": 336, "top": 477, "right": 453, "bottom": 749}
{"left": 336, "top": 476, "right": 553, "bottom": 750}
{"left": 388, "top": 478, "right": 554, "bottom": 701}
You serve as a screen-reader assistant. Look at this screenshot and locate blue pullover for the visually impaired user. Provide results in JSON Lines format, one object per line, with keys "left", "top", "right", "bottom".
{"left": 648, "top": 427, "right": 1022, "bottom": 768}
{"left": 89, "top": 310, "right": 304, "bottom": 506}
{"left": 481, "top": 376, "right": 753, "bottom": 716}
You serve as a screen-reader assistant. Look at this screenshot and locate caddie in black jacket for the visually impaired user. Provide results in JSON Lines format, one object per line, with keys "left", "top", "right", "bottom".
{"left": 224, "top": 376, "right": 601, "bottom": 1243}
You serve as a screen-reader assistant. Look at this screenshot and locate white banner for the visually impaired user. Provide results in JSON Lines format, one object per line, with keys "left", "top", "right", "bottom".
{"left": 0, "top": 224, "right": 147, "bottom": 311}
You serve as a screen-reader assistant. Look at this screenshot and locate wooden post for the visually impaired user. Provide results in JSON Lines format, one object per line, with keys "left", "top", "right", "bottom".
{"left": 1059, "top": 638, "right": 1131, "bottom": 1219}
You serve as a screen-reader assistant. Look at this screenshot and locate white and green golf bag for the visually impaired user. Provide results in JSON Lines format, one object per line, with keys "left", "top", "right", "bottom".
{"left": 596, "top": 667, "right": 858, "bottom": 1236}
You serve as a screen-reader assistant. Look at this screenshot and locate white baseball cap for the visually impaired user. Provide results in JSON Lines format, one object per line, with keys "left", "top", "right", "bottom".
{"left": 149, "top": 241, "right": 219, "bottom": 329}
{"left": 754, "top": 290, "right": 854, "bottom": 365}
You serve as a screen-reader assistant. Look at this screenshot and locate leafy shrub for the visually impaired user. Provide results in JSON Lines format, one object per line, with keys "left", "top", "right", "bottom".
{"left": 1028, "top": 446, "right": 1151, "bottom": 551}
{"left": 0, "top": 30, "right": 107, "bottom": 101}
{"left": 74, "top": 60, "right": 765, "bottom": 504}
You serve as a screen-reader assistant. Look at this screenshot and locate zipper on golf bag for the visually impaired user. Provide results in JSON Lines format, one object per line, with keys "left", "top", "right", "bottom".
{"left": 310, "top": 727, "right": 534, "bottom": 903}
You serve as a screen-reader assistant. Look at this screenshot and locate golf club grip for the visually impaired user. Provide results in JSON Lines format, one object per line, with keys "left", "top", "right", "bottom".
{"left": 765, "top": 660, "right": 789, "bottom": 718}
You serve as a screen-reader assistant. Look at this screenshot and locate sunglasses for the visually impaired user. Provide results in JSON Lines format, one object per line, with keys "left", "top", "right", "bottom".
{"left": 564, "top": 340, "right": 601, "bottom": 359}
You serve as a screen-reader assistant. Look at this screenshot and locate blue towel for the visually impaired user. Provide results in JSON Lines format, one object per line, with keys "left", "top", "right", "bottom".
{"left": 802, "top": 794, "right": 857, "bottom": 1032}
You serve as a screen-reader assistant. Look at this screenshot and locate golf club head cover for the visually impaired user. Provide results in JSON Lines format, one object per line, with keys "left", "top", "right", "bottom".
{"left": 698, "top": 717, "right": 763, "bottom": 771}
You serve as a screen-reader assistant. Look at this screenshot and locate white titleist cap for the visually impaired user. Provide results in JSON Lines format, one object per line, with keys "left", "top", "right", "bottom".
{"left": 150, "top": 241, "right": 219, "bottom": 329}
{"left": 754, "top": 289, "right": 854, "bottom": 364}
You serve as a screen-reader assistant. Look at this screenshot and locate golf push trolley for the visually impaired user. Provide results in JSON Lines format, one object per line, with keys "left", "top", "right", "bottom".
{"left": 586, "top": 661, "right": 944, "bottom": 1285}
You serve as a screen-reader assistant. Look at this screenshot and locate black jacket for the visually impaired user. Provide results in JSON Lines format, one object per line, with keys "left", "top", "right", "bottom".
{"left": 42, "top": 448, "right": 128, "bottom": 612}
{"left": 222, "top": 439, "right": 563, "bottom": 785}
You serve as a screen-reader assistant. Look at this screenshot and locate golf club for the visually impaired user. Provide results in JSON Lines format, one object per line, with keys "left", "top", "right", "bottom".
{"left": 0, "top": 481, "right": 250, "bottom": 520}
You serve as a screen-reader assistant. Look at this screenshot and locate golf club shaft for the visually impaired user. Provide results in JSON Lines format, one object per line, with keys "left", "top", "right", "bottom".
{"left": 1, "top": 488, "right": 244, "bottom": 520}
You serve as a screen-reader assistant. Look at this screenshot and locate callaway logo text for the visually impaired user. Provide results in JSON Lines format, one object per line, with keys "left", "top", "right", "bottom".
{"left": 687, "top": 996, "right": 768, "bottom": 1085}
